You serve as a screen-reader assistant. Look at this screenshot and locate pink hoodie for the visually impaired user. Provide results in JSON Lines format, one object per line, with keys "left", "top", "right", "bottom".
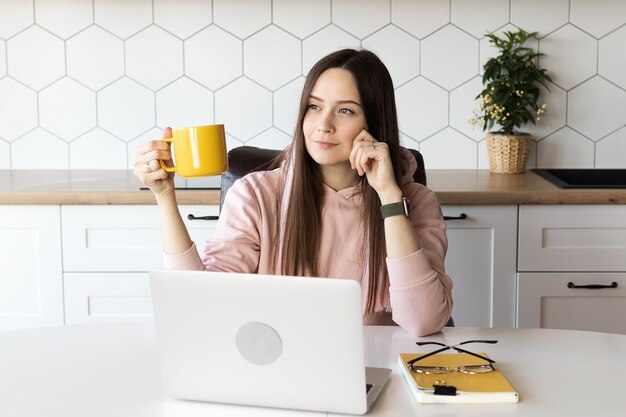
{"left": 164, "top": 148, "right": 453, "bottom": 336}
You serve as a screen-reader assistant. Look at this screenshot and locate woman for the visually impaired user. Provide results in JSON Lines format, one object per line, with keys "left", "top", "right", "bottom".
{"left": 135, "top": 49, "right": 452, "bottom": 336}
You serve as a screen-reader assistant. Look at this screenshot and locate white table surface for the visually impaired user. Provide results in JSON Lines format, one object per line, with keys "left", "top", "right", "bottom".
{"left": 1, "top": 324, "right": 624, "bottom": 417}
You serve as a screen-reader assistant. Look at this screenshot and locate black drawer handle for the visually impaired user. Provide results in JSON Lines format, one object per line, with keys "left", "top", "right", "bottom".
{"left": 443, "top": 213, "right": 467, "bottom": 221}
{"left": 567, "top": 282, "right": 618, "bottom": 289}
{"left": 187, "top": 214, "right": 219, "bottom": 221}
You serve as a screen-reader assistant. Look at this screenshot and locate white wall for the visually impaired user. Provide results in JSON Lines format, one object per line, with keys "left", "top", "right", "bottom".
{"left": 0, "top": 0, "right": 625, "bottom": 171}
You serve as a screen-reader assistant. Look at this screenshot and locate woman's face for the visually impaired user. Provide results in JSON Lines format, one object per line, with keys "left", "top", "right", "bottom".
{"left": 303, "top": 68, "right": 367, "bottom": 169}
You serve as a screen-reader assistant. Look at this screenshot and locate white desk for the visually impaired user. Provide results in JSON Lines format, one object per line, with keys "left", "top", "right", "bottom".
{"left": 0, "top": 324, "right": 624, "bottom": 417}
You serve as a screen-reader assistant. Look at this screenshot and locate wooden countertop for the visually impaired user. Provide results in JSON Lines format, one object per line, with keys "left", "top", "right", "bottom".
{"left": 1, "top": 169, "right": 626, "bottom": 205}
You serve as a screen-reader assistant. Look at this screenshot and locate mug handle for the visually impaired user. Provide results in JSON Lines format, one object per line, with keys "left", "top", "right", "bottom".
{"left": 159, "top": 137, "right": 176, "bottom": 173}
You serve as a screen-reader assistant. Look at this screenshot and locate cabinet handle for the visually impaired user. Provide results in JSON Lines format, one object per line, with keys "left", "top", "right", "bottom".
{"left": 187, "top": 214, "right": 219, "bottom": 221}
{"left": 443, "top": 213, "right": 467, "bottom": 221}
{"left": 567, "top": 282, "right": 618, "bottom": 290}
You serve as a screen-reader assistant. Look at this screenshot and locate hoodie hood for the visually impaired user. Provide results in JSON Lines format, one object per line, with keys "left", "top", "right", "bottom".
{"left": 399, "top": 146, "right": 419, "bottom": 186}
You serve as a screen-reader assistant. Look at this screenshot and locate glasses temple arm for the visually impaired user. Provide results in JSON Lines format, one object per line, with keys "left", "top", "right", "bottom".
{"left": 452, "top": 346, "right": 496, "bottom": 364}
{"left": 406, "top": 346, "right": 450, "bottom": 365}
{"left": 458, "top": 340, "right": 498, "bottom": 346}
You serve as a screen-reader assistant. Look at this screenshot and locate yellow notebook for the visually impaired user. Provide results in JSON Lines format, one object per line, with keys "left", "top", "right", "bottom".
{"left": 398, "top": 353, "right": 519, "bottom": 404}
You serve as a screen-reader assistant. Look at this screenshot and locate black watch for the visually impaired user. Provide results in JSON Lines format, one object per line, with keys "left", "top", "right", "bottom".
{"left": 380, "top": 197, "right": 411, "bottom": 219}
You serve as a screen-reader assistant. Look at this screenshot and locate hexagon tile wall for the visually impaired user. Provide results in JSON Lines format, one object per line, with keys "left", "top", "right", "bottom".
{"left": 0, "top": 0, "right": 625, "bottom": 170}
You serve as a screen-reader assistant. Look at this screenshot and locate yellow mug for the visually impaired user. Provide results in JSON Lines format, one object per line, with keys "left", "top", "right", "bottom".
{"left": 159, "top": 124, "right": 228, "bottom": 178}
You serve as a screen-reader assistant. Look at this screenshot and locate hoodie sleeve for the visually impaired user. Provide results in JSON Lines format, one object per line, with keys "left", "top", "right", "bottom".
{"left": 386, "top": 185, "right": 453, "bottom": 336}
{"left": 385, "top": 149, "right": 453, "bottom": 336}
{"left": 162, "top": 177, "right": 263, "bottom": 273}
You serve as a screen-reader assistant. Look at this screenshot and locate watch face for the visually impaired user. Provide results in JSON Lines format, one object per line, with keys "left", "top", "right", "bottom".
{"left": 402, "top": 197, "right": 411, "bottom": 216}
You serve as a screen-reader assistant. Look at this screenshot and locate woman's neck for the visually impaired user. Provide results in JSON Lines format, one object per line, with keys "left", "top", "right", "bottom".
{"left": 320, "top": 163, "right": 360, "bottom": 191}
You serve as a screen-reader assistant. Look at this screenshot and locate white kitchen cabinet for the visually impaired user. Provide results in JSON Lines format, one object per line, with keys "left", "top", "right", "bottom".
{"left": 442, "top": 205, "right": 518, "bottom": 328}
{"left": 518, "top": 272, "right": 626, "bottom": 334}
{"left": 518, "top": 205, "right": 626, "bottom": 271}
{"left": 518, "top": 205, "right": 626, "bottom": 334}
{"left": 0, "top": 206, "right": 63, "bottom": 331}
{"left": 60, "top": 205, "right": 219, "bottom": 324}
{"left": 62, "top": 205, "right": 218, "bottom": 272}
{"left": 64, "top": 272, "right": 152, "bottom": 324}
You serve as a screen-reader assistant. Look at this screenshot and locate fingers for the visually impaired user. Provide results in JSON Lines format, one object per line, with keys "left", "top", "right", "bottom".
{"left": 133, "top": 128, "right": 175, "bottom": 185}
{"left": 350, "top": 130, "right": 387, "bottom": 176}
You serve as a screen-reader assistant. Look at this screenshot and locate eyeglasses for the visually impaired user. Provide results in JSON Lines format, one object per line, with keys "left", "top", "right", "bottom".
{"left": 407, "top": 340, "right": 498, "bottom": 375}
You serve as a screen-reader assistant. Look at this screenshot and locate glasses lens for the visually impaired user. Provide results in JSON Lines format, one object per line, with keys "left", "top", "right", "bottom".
{"left": 410, "top": 366, "right": 449, "bottom": 374}
{"left": 458, "top": 365, "right": 494, "bottom": 374}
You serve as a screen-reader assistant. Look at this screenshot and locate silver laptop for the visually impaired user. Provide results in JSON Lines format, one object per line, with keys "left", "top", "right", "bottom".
{"left": 149, "top": 269, "right": 391, "bottom": 415}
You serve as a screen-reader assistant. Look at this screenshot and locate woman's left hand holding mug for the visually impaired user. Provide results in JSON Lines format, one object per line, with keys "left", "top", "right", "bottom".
{"left": 134, "top": 127, "right": 176, "bottom": 197}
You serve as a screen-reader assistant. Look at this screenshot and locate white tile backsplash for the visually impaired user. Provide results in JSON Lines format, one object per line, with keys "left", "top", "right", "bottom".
{"left": 7, "top": 26, "right": 65, "bottom": 91}
{"left": 66, "top": 26, "right": 125, "bottom": 90}
{"left": 391, "top": 0, "right": 449, "bottom": 40}
{"left": 333, "top": 0, "right": 390, "bottom": 39}
{"left": 184, "top": 25, "right": 243, "bottom": 90}
{"left": 451, "top": 0, "right": 509, "bottom": 39}
{"left": 540, "top": 25, "right": 597, "bottom": 90}
{"left": 11, "top": 128, "right": 68, "bottom": 169}
{"left": 570, "top": 0, "right": 626, "bottom": 38}
{"left": 94, "top": 0, "right": 153, "bottom": 40}
{"left": 596, "top": 127, "right": 626, "bottom": 168}
{"left": 35, "top": 0, "right": 93, "bottom": 40}
{"left": 396, "top": 76, "right": 448, "bottom": 140}
{"left": 599, "top": 26, "right": 626, "bottom": 90}
{"left": 213, "top": 0, "right": 271, "bottom": 39}
{"left": 0, "top": 78, "right": 37, "bottom": 141}
{"left": 39, "top": 77, "right": 96, "bottom": 141}
{"left": 537, "top": 128, "right": 595, "bottom": 168}
{"left": 0, "top": 140, "right": 9, "bottom": 169}
{"left": 421, "top": 128, "right": 477, "bottom": 169}
{"left": 214, "top": 77, "right": 272, "bottom": 140}
{"left": 0, "top": 0, "right": 625, "bottom": 171}
{"left": 0, "top": 40, "right": 6, "bottom": 78}
{"left": 126, "top": 26, "right": 184, "bottom": 90}
{"left": 155, "top": 77, "right": 214, "bottom": 129}
{"left": 568, "top": 77, "right": 626, "bottom": 141}
{"left": 244, "top": 26, "right": 301, "bottom": 90}
{"left": 273, "top": 0, "right": 330, "bottom": 39}
{"left": 69, "top": 129, "right": 127, "bottom": 169}
{"left": 97, "top": 78, "right": 155, "bottom": 141}
{"left": 362, "top": 25, "right": 420, "bottom": 87}
{"left": 421, "top": 25, "right": 479, "bottom": 90}
{"left": 0, "top": 0, "right": 33, "bottom": 39}
{"left": 154, "top": 0, "right": 213, "bottom": 40}
{"left": 511, "top": 0, "right": 569, "bottom": 37}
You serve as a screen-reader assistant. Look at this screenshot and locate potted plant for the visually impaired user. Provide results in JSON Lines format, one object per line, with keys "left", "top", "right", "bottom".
{"left": 470, "top": 29, "right": 552, "bottom": 174}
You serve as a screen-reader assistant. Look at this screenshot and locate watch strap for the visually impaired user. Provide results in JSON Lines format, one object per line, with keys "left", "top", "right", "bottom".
{"left": 380, "top": 198, "right": 410, "bottom": 219}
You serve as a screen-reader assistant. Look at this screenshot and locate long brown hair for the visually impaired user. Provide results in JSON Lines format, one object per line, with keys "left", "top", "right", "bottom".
{"left": 276, "top": 49, "right": 402, "bottom": 314}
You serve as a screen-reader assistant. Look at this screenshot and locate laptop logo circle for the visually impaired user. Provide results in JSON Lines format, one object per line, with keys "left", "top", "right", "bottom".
{"left": 235, "top": 322, "right": 283, "bottom": 365}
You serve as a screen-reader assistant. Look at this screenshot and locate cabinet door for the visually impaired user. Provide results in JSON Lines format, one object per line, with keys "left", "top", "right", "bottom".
{"left": 442, "top": 205, "right": 517, "bottom": 327}
{"left": 0, "top": 206, "right": 63, "bottom": 330}
{"left": 518, "top": 272, "right": 626, "bottom": 334}
{"left": 64, "top": 273, "right": 152, "bottom": 324}
{"left": 519, "top": 205, "right": 626, "bottom": 271}
{"left": 62, "top": 205, "right": 218, "bottom": 272}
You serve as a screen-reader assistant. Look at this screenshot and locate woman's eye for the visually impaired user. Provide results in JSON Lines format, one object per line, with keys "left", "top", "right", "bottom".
{"left": 339, "top": 108, "right": 354, "bottom": 115}
{"left": 307, "top": 104, "right": 320, "bottom": 111}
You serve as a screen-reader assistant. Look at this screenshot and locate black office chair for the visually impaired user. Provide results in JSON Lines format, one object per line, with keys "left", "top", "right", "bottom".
{"left": 191, "top": 145, "right": 454, "bottom": 327}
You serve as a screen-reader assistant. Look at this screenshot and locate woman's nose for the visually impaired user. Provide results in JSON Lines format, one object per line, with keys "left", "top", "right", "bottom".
{"left": 317, "top": 112, "right": 334, "bottom": 132}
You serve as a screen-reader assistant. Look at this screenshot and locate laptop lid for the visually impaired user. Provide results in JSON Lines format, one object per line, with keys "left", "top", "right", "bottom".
{"left": 149, "top": 269, "right": 389, "bottom": 415}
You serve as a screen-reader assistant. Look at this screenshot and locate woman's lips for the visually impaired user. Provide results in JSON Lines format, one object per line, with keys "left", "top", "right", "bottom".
{"left": 315, "top": 141, "right": 337, "bottom": 149}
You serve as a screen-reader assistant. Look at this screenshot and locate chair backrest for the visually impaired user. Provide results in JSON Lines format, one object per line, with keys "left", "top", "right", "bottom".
{"left": 220, "top": 146, "right": 427, "bottom": 209}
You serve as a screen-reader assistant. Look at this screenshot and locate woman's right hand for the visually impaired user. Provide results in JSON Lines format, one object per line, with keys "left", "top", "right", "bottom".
{"left": 134, "top": 127, "right": 176, "bottom": 197}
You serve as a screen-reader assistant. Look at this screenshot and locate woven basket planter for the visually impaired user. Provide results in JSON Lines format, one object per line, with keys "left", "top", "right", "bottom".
{"left": 486, "top": 133, "right": 532, "bottom": 174}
